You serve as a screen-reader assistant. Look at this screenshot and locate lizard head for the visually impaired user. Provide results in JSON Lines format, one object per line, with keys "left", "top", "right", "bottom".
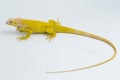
{"left": 6, "top": 18, "right": 21, "bottom": 27}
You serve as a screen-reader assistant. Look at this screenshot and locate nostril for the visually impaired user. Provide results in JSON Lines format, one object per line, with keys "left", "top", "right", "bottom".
{"left": 6, "top": 21, "right": 8, "bottom": 24}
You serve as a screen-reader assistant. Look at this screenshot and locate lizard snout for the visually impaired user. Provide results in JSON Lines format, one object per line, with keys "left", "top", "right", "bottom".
{"left": 6, "top": 21, "right": 9, "bottom": 24}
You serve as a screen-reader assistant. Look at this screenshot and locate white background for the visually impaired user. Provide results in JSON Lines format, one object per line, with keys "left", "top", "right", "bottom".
{"left": 0, "top": 0, "right": 120, "bottom": 80}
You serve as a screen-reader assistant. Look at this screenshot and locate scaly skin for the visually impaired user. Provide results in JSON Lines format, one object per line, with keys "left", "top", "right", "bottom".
{"left": 6, "top": 18, "right": 116, "bottom": 73}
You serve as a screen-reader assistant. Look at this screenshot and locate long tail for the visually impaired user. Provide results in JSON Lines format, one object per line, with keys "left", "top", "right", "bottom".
{"left": 47, "top": 26, "right": 117, "bottom": 73}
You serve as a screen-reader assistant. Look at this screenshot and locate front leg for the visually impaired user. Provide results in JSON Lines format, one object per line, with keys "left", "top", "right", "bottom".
{"left": 16, "top": 27, "right": 24, "bottom": 32}
{"left": 18, "top": 28, "right": 32, "bottom": 40}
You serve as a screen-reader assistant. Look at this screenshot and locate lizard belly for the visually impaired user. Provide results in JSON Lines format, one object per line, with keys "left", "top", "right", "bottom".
{"left": 31, "top": 25, "right": 46, "bottom": 33}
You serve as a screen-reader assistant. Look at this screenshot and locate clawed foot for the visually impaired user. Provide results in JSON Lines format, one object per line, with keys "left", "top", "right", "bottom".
{"left": 46, "top": 34, "right": 56, "bottom": 41}
{"left": 17, "top": 36, "right": 27, "bottom": 41}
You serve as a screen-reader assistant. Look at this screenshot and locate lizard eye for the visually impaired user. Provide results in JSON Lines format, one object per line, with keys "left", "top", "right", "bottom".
{"left": 9, "top": 21, "right": 13, "bottom": 23}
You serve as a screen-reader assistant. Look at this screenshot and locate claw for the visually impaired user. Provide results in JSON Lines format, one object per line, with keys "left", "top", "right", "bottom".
{"left": 46, "top": 34, "right": 56, "bottom": 41}
{"left": 17, "top": 36, "right": 26, "bottom": 41}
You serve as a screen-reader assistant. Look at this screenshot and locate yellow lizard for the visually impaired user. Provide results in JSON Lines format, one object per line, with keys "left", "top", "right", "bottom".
{"left": 6, "top": 18, "right": 116, "bottom": 73}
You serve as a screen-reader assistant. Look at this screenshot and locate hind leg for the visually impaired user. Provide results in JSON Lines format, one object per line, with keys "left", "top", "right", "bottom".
{"left": 48, "top": 19, "right": 61, "bottom": 26}
{"left": 46, "top": 28, "right": 56, "bottom": 41}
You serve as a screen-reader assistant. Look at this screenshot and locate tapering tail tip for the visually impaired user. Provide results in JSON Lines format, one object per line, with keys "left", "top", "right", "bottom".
{"left": 46, "top": 71, "right": 71, "bottom": 74}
